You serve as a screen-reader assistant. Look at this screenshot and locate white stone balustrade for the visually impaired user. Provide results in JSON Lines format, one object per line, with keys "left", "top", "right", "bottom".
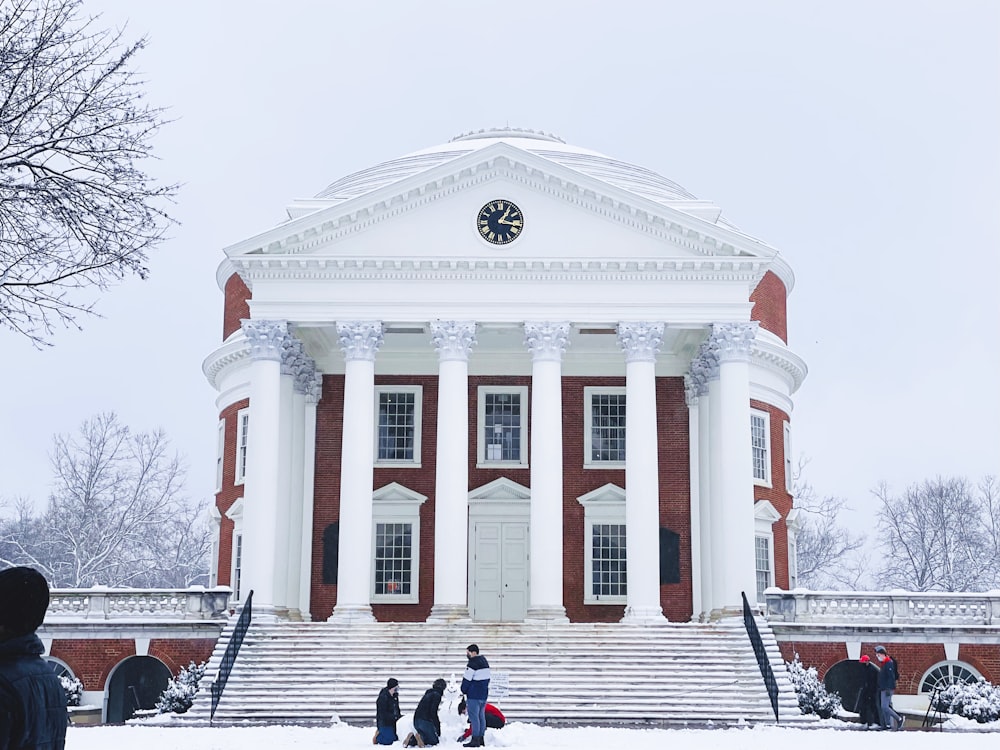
{"left": 46, "top": 586, "right": 233, "bottom": 621}
{"left": 764, "top": 589, "right": 1000, "bottom": 625}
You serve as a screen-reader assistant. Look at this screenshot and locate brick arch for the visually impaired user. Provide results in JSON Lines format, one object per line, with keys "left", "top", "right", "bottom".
{"left": 147, "top": 639, "right": 217, "bottom": 676}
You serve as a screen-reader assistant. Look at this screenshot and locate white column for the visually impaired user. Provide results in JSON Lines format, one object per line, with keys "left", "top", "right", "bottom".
{"left": 617, "top": 322, "right": 666, "bottom": 623}
{"left": 694, "top": 354, "right": 715, "bottom": 620}
{"left": 428, "top": 320, "right": 476, "bottom": 622}
{"left": 270, "top": 339, "right": 296, "bottom": 615}
{"left": 329, "top": 321, "right": 383, "bottom": 623}
{"left": 524, "top": 322, "right": 570, "bottom": 621}
{"left": 684, "top": 374, "right": 702, "bottom": 622}
{"left": 711, "top": 321, "right": 759, "bottom": 618}
{"left": 240, "top": 319, "right": 288, "bottom": 620}
{"left": 299, "top": 371, "right": 322, "bottom": 621}
{"left": 283, "top": 344, "right": 311, "bottom": 621}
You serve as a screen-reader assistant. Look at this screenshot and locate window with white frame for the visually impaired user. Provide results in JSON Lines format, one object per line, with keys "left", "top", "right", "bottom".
{"left": 785, "top": 507, "right": 802, "bottom": 591}
{"left": 225, "top": 498, "right": 244, "bottom": 603}
{"left": 754, "top": 499, "right": 781, "bottom": 602}
{"left": 584, "top": 387, "right": 626, "bottom": 467}
{"left": 919, "top": 661, "right": 983, "bottom": 694}
{"left": 371, "top": 482, "right": 426, "bottom": 603}
{"left": 209, "top": 507, "right": 221, "bottom": 589}
{"left": 374, "top": 387, "right": 422, "bottom": 466}
{"left": 783, "top": 420, "right": 793, "bottom": 493}
{"left": 755, "top": 535, "right": 771, "bottom": 602}
{"left": 477, "top": 386, "right": 528, "bottom": 467}
{"left": 235, "top": 408, "right": 250, "bottom": 485}
{"left": 216, "top": 420, "right": 225, "bottom": 492}
{"left": 577, "top": 484, "right": 627, "bottom": 603}
{"left": 750, "top": 409, "right": 771, "bottom": 486}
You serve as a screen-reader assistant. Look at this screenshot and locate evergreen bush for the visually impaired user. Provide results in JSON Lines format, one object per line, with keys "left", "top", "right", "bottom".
{"left": 786, "top": 653, "right": 842, "bottom": 719}
{"left": 60, "top": 675, "right": 83, "bottom": 707}
{"left": 155, "top": 661, "right": 207, "bottom": 714}
{"left": 932, "top": 680, "right": 1000, "bottom": 723}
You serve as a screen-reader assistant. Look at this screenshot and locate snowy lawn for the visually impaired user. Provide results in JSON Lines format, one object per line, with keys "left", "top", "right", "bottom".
{"left": 66, "top": 719, "right": 1000, "bottom": 750}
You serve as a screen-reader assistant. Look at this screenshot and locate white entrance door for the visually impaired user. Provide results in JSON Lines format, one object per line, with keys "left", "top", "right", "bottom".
{"left": 471, "top": 521, "right": 529, "bottom": 622}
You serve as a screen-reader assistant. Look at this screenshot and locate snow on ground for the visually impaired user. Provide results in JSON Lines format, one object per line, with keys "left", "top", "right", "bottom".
{"left": 65, "top": 719, "right": 1000, "bottom": 750}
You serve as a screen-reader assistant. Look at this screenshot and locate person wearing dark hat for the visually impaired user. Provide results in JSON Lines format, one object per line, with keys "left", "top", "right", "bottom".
{"left": 460, "top": 644, "right": 490, "bottom": 748}
{"left": 0, "top": 566, "right": 67, "bottom": 750}
{"left": 375, "top": 677, "right": 402, "bottom": 744}
{"left": 873, "top": 645, "right": 904, "bottom": 730}
{"left": 406, "top": 678, "right": 447, "bottom": 747}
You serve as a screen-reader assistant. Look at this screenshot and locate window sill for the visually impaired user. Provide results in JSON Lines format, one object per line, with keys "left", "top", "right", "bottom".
{"left": 583, "top": 462, "right": 626, "bottom": 470}
{"left": 372, "top": 596, "right": 419, "bottom": 605}
{"left": 584, "top": 598, "right": 627, "bottom": 605}
{"left": 374, "top": 462, "right": 422, "bottom": 469}
{"left": 476, "top": 462, "right": 528, "bottom": 470}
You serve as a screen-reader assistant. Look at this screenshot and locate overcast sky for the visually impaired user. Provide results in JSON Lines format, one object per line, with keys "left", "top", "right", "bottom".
{"left": 2, "top": 1, "right": 997, "bottom": 540}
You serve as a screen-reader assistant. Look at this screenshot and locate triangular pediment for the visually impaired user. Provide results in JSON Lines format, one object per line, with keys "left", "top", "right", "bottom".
{"left": 754, "top": 499, "right": 782, "bottom": 524}
{"left": 468, "top": 477, "right": 531, "bottom": 502}
{"left": 577, "top": 483, "right": 626, "bottom": 506}
{"left": 373, "top": 482, "right": 428, "bottom": 505}
{"left": 224, "top": 141, "right": 780, "bottom": 266}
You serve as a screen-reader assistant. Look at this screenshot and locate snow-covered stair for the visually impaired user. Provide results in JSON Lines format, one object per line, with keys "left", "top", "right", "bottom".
{"left": 183, "top": 617, "right": 811, "bottom": 727}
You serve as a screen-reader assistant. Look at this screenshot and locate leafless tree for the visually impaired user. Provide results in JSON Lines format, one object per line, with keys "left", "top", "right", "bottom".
{"left": 791, "top": 458, "right": 869, "bottom": 590}
{"left": 0, "top": 413, "right": 210, "bottom": 587}
{"left": 874, "top": 476, "right": 999, "bottom": 592}
{"left": 0, "top": 0, "right": 176, "bottom": 345}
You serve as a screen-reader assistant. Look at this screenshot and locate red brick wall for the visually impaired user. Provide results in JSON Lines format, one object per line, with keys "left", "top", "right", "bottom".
{"left": 750, "top": 400, "right": 793, "bottom": 589}
{"left": 958, "top": 645, "right": 1000, "bottom": 686}
{"left": 222, "top": 274, "right": 251, "bottom": 340}
{"left": 310, "top": 374, "right": 693, "bottom": 623}
{"left": 51, "top": 638, "right": 217, "bottom": 689}
{"left": 777, "top": 641, "right": 847, "bottom": 677}
{"left": 750, "top": 271, "right": 788, "bottom": 343}
{"left": 215, "top": 398, "right": 249, "bottom": 588}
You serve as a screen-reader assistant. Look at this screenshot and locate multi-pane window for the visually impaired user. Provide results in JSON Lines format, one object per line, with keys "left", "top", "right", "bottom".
{"left": 591, "top": 524, "right": 627, "bottom": 599}
{"left": 478, "top": 387, "right": 527, "bottom": 465}
{"left": 235, "top": 409, "right": 250, "bottom": 485}
{"left": 586, "top": 389, "right": 626, "bottom": 465}
{"left": 783, "top": 421, "right": 793, "bottom": 493}
{"left": 920, "top": 662, "right": 982, "bottom": 694}
{"left": 374, "top": 522, "right": 413, "bottom": 597}
{"left": 375, "top": 388, "right": 421, "bottom": 464}
{"left": 233, "top": 533, "right": 243, "bottom": 601}
{"left": 751, "top": 410, "right": 770, "bottom": 485}
{"left": 755, "top": 535, "right": 771, "bottom": 602}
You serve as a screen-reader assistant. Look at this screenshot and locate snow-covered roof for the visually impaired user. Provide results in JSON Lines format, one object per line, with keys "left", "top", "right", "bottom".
{"left": 315, "top": 127, "right": 700, "bottom": 206}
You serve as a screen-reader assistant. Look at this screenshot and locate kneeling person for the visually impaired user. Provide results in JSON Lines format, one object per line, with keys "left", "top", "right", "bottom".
{"left": 409, "top": 678, "right": 447, "bottom": 746}
{"left": 458, "top": 698, "right": 505, "bottom": 742}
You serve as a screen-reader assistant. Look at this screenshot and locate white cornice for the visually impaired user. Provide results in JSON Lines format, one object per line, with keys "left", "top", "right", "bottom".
{"left": 751, "top": 337, "right": 807, "bottom": 393}
{"left": 232, "top": 255, "right": 768, "bottom": 284}
{"left": 203, "top": 335, "right": 250, "bottom": 390}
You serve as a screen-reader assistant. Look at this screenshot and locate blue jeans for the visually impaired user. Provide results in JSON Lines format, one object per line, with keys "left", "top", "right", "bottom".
{"left": 414, "top": 718, "right": 439, "bottom": 746}
{"left": 879, "top": 690, "right": 902, "bottom": 729}
{"left": 466, "top": 698, "right": 487, "bottom": 738}
{"left": 376, "top": 726, "right": 398, "bottom": 745}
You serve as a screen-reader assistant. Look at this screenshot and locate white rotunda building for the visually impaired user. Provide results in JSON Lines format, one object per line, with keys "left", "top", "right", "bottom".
{"left": 203, "top": 128, "right": 807, "bottom": 626}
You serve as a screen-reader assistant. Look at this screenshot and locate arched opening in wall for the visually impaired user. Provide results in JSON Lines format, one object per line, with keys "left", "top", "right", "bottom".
{"left": 43, "top": 656, "right": 74, "bottom": 679}
{"left": 105, "top": 655, "right": 170, "bottom": 723}
{"left": 919, "top": 661, "right": 983, "bottom": 693}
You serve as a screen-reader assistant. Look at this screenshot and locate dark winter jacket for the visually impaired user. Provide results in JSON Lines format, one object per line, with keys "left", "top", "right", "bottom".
{"left": 375, "top": 687, "right": 401, "bottom": 728}
{"left": 0, "top": 633, "right": 67, "bottom": 750}
{"left": 413, "top": 687, "right": 443, "bottom": 735}
{"left": 461, "top": 654, "right": 490, "bottom": 701}
{"left": 877, "top": 656, "right": 899, "bottom": 691}
{"left": 857, "top": 662, "right": 880, "bottom": 726}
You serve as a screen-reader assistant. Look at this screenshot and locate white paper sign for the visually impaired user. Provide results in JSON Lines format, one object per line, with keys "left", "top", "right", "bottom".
{"left": 490, "top": 671, "right": 510, "bottom": 699}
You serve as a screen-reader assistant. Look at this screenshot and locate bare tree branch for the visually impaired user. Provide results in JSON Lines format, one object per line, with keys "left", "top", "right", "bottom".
{"left": 0, "top": 0, "right": 177, "bottom": 345}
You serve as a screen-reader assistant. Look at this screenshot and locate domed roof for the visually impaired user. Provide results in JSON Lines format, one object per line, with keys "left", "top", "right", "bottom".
{"left": 314, "top": 128, "right": 701, "bottom": 206}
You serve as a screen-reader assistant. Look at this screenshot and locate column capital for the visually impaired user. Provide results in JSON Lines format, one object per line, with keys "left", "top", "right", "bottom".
{"left": 710, "top": 321, "right": 759, "bottom": 363}
{"left": 293, "top": 354, "right": 317, "bottom": 396}
{"left": 242, "top": 320, "right": 288, "bottom": 361}
{"left": 336, "top": 321, "right": 383, "bottom": 362}
{"left": 523, "top": 321, "right": 571, "bottom": 362}
{"left": 617, "top": 321, "right": 664, "bottom": 363}
{"left": 281, "top": 337, "right": 305, "bottom": 377}
{"left": 684, "top": 373, "right": 700, "bottom": 407}
{"left": 430, "top": 320, "right": 477, "bottom": 362}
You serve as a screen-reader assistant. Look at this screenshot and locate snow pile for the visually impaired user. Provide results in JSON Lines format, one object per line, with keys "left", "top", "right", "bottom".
{"left": 155, "top": 661, "right": 206, "bottom": 715}
{"left": 933, "top": 681, "right": 1000, "bottom": 724}
{"left": 786, "top": 654, "right": 842, "bottom": 719}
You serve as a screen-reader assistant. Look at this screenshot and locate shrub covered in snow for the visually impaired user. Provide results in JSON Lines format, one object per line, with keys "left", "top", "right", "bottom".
{"left": 785, "top": 654, "right": 842, "bottom": 719}
{"left": 931, "top": 680, "right": 1000, "bottom": 723}
{"left": 155, "top": 661, "right": 207, "bottom": 714}
{"left": 60, "top": 675, "right": 83, "bottom": 707}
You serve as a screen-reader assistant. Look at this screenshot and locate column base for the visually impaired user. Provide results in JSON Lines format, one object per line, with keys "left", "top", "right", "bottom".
{"left": 248, "top": 603, "right": 289, "bottom": 623}
{"left": 525, "top": 605, "right": 569, "bottom": 623}
{"left": 425, "top": 604, "right": 471, "bottom": 623}
{"left": 621, "top": 605, "right": 668, "bottom": 624}
{"left": 327, "top": 604, "right": 375, "bottom": 623}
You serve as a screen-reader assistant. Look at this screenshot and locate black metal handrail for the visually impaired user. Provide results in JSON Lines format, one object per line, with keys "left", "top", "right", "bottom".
{"left": 210, "top": 590, "right": 253, "bottom": 724}
{"left": 742, "top": 591, "right": 779, "bottom": 722}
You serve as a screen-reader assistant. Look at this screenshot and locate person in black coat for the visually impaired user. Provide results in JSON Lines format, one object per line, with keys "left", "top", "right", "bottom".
{"left": 856, "top": 655, "right": 881, "bottom": 728}
{"left": 375, "top": 678, "right": 402, "bottom": 745}
{"left": 409, "top": 678, "right": 446, "bottom": 746}
{"left": 0, "top": 566, "right": 67, "bottom": 750}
